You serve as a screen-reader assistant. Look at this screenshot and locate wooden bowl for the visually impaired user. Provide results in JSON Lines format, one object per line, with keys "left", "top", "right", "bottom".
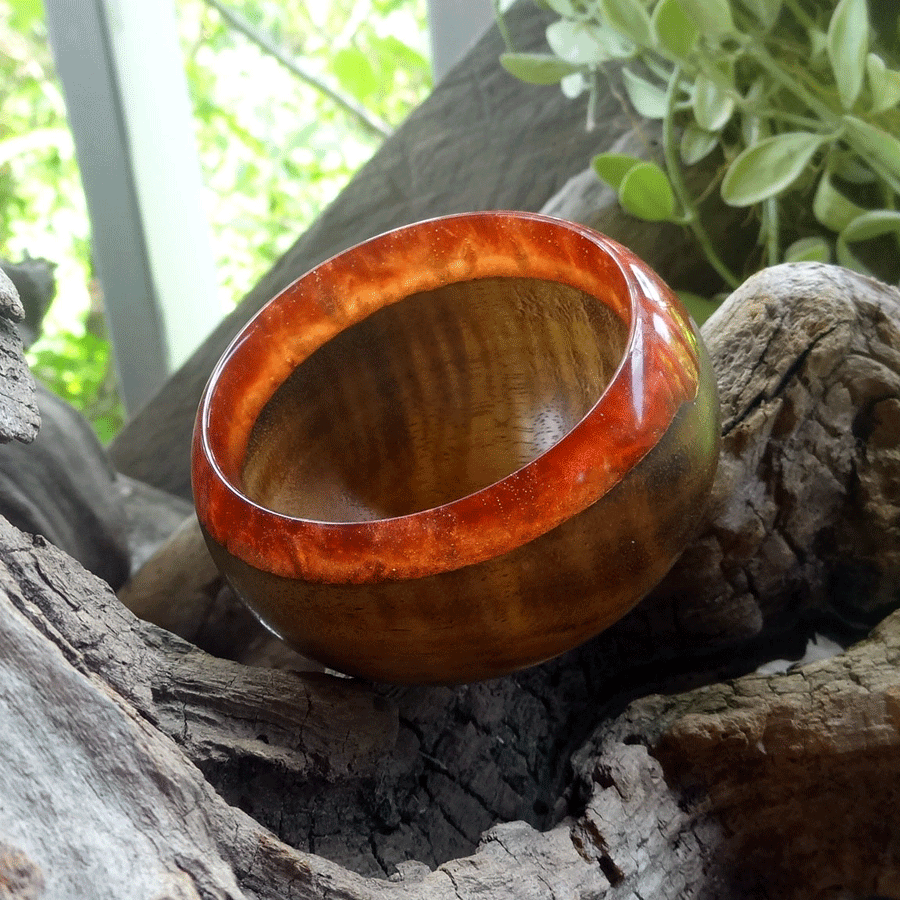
{"left": 192, "top": 212, "right": 720, "bottom": 683}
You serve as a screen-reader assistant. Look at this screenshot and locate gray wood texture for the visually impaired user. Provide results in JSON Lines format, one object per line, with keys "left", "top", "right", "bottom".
{"left": 104, "top": 262, "right": 900, "bottom": 898}
{"left": 5, "top": 501, "right": 900, "bottom": 898}
{"left": 0, "top": 267, "right": 38, "bottom": 445}
{"left": 5, "top": 3, "right": 900, "bottom": 895}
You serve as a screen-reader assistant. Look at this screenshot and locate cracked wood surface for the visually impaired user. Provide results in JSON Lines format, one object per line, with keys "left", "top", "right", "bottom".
{"left": 653, "top": 263, "right": 900, "bottom": 641}
{"left": 0, "top": 267, "right": 38, "bottom": 446}
{"left": 0, "top": 523, "right": 397, "bottom": 785}
{"left": 5, "top": 514, "right": 900, "bottom": 898}
{"left": 10, "top": 262, "right": 895, "bottom": 898}
{"left": 2, "top": 3, "right": 899, "bottom": 892}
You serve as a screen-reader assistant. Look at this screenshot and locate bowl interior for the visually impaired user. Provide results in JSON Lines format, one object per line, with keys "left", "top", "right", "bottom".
{"left": 241, "top": 276, "right": 629, "bottom": 522}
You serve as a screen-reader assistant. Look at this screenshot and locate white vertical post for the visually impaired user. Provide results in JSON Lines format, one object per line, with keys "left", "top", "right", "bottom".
{"left": 426, "top": 0, "right": 495, "bottom": 83}
{"left": 46, "top": 0, "right": 220, "bottom": 413}
{"left": 102, "top": 0, "right": 221, "bottom": 371}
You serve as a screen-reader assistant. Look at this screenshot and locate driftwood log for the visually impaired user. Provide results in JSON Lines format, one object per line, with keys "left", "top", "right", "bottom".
{"left": 0, "top": 267, "right": 38, "bottom": 446}
{"left": 3, "top": 261, "right": 900, "bottom": 899}
{"left": 0, "top": 261, "right": 182, "bottom": 590}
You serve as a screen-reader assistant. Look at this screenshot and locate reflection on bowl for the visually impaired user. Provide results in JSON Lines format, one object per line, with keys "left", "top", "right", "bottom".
{"left": 192, "top": 211, "right": 720, "bottom": 683}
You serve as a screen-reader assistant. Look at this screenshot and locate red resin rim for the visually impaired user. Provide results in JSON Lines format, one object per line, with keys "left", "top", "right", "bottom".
{"left": 192, "top": 211, "right": 701, "bottom": 584}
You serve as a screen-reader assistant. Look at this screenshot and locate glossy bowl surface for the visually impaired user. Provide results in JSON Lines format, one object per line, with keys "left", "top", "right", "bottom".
{"left": 192, "top": 211, "right": 720, "bottom": 683}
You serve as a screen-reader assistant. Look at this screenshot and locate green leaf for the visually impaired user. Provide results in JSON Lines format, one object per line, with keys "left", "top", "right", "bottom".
{"left": 740, "top": 78, "right": 767, "bottom": 146}
{"left": 843, "top": 116, "right": 900, "bottom": 182}
{"left": 622, "top": 68, "right": 667, "bottom": 118}
{"left": 830, "top": 152, "right": 877, "bottom": 184}
{"left": 499, "top": 53, "right": 583, "bottom": 84}
{"left": 842, "top": 210, "right": 900, "bottom": 242}
{"left": 546, "top": 19, "right": 633, "bottom": 66}
{"left": 0, "top": 128, "right": 73, "bottom": 168}
{"left": 783, "top": 237, "right": 831, "bottom": 263}
{"left": 827, "top": 0, "right": 869, "bottom": 110}
{"left": 332, "top": 47, "right": 377, "bottom": 102}
{"left": 652, "top": 0, "right": 699, "bottom": 60}
{"left": 808, "top": 27, "right": 828, "bottom": 61}
{"left": 618, "top": 161, "right": 677, "bottom": 221}
{"left": 721, "top": 132, "right": 825, "bottom": 207}
{"left": 542, "top": 0, "right": 580, "bottom": 15}
{"left": 7, "top": 0, "right": 43, "bottom": 30}
{"left": 866, "top": 54, "right": 900, "bottom": 113}
{"left": 675, "top": 0, "right": 734, "bottom": 37}
{"left": 561, "top": 72, "right": 587, "bottom": 98}
{"left": 680, "top": 123, "right": 719, "bottom": 165}
{"left": 592, "top": 152, "right": 644, "bottom": 190}
{"left": 692, "top": 72, "right": 734, "bottom": 131}
{"left": 599, "top": 0, "right": 653, "bottom": 48}
{"left": 741, "top": 0, "right": 782, "bottom": 29}
{"left": 813, "top": 171, "right": 868, "bottom": 232}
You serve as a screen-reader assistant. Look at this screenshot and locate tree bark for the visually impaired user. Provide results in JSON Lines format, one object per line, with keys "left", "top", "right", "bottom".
{"left": 0, "top": 267, "right": 38, "bottom": 446}
{"left": 5, "top": 519, "right": 900, "bottom": 898}
{"left": 6, "top": 4, "right": 900, "bottom": 892}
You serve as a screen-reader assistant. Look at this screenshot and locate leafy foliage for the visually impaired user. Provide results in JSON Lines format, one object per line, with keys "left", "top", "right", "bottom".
{"left": 181, "top": 0, "right": 430, "bottom": 308}
{"left": 0, "top": 0, "right": 120, "bottom": 430}
{"left": 0, "top": 0, "right": 430, "bottom": 439}
{"left": 180, "top": 0, "right": 431, "bottom": 308}
{"left": 502, "top": 0, "right": 900, "bottom": 290}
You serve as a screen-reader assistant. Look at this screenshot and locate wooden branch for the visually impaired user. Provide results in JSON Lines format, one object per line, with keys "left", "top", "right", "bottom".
{"left": 618, "top": 607, "right": 900, "bottom": 899}
{"left": 6, "top": 509, "right": 900, "bottom": 897}
{"left": 0, "top": 256, "right": 55, "bottom": 347}
{"left": 651, "top": 263, "right": 900, "bottom": 643}
{"left": 3, "top": 522, "right": 396, "bottom": 783}
{"left": 0, "top": 267, "right": 38, "bottom": 445}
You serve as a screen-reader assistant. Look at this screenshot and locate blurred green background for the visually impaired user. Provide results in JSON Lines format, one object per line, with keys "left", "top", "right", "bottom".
{"left": 0, "top": 0, "right": 432, "bottom": 442}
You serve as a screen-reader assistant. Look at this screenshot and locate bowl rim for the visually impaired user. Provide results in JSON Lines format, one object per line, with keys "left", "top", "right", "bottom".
{"left": 192, "top": 210, "right": 702, "bottom": 584}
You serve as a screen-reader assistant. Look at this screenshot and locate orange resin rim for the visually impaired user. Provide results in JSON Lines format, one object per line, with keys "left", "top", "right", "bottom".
{"left": 192, "top": 211, "right": 702, "bottom": 584}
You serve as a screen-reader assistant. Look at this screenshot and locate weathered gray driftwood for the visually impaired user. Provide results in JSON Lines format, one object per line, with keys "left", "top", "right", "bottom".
{"left": 0, "top": 383, "right": 132, "bottom": 588}
{"left": 0, "top": 267, "right": 38, "bottom": 445}
{"left": 0, "top": 256, "right": 56, "bottom": 349}
{"left": 2, "top": 262, "right": 877, "bottom": 898}
{"left": 4, "top": 3, "right": 900, "bottom": 894}
{"left": 0, "top": 260, "right": 174, "bottom": 589}
{"left": 651, "top": 262, "right": 900, "bottom": 638}
{"left": 4, "top": 512, "right": 900, "bottom": 898}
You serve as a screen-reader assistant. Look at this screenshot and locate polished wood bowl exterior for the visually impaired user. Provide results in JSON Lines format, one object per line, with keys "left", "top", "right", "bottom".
{"left": 192, "top": 212, "right": 720, "bottom": 683}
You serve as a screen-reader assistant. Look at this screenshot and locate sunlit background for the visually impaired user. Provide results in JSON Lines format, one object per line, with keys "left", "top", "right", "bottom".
{"left": 0, "top": 0, "right": 437, "bottom": 440}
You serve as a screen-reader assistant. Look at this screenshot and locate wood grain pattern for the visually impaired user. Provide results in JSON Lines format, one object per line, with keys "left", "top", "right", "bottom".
{"left": 192, "top": 213, "right": 719, "bottom": 682}
{"left": 108, "top": 2, "right": 634, "bottom": 501}
{"left": 242, "top": 277, "right": 627, "bottom": 522}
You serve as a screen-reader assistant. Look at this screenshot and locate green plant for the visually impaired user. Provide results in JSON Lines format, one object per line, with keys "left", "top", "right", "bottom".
{"left": 0, "top": 0, "right": 124, "bottom": 433}
{"left": 181, "top": 0, "right": 432, "bottom": 309}
{"left": 0, "top": 0, "right": 429, "bottom": 440}
{"left": 500, "top": 0, "right": 900, "bottom": 290}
